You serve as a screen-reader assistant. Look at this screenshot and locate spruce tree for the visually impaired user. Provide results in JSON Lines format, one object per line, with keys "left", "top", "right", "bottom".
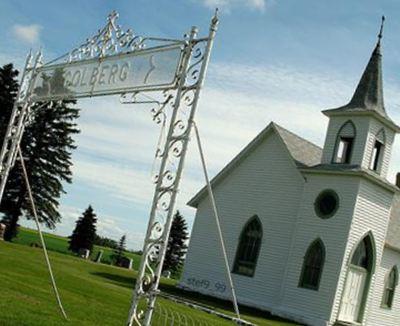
{"left": 0, "top": 63, "right": 79, "bottom": 241}
{"left": 113, "top": 234, "right": 127, "bottom": 266}
{"left": 163, "top": 211, "right": 189, "bottom": 275}
{"left": 69, "top": 205, "right": 97, "bottom": 253}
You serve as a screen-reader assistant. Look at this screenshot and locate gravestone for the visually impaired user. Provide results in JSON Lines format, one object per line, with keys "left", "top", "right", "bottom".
{"left": 120, "top": 257, "right": 133, "bottom": 269}
{"left": 95, "top": 250, "right": 103, "bottom": 263}
{"left": 0, "top": 223, "right": 5, "bottom": 240}
{"left": 162, "top": 270, "right": 171, "bottom": 279}
{"left": 78, "top": 248, "right": 90, "bottom": 259}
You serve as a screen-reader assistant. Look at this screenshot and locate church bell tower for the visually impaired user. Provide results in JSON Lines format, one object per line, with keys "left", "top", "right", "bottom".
{"left": 320, "top": 18, "right": 400, "bottom": 179}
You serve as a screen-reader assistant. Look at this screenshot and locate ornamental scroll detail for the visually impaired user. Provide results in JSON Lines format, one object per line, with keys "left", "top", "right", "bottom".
{"left": 68, "top": 11, "right": 145, "bottom": 63}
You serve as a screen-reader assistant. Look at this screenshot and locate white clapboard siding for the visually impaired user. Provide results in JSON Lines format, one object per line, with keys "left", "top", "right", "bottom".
{"left": 366, "top": 247, "right": 400, "bottom": 326}
{"left": 180, "top": 130, "right": 305, "bottom": 310}
{"left": 330, "top": 179, "right": 394, "bottom": 325}
{"left": 361, "top": 118, "right": 395, "bottom": 179}
{"left": 279, "top": 174, "right": 360, "bottom": 326}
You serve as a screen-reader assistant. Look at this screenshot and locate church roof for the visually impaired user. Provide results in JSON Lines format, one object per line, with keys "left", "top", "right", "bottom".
{"left": 273, "top": 124, "right": 322, "bottom": 167}
{"left": 187, "top": 122, "right": 322, "bottom": 207}
{"left": 324, "top": 40, "right": 385, "bottom": 116}
{"left": 386, "top": 193, "right": 400, "bottom": 250}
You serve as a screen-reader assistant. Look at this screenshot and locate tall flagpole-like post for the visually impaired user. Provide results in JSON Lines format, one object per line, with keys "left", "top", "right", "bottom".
{"left": 126, "top": 11, "right": 219, "bottom": 326}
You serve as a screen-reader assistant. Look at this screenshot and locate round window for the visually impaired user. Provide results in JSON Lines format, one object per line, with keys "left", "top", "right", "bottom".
{"left": 314, "top": 190, "right": 339, "bottom": 218}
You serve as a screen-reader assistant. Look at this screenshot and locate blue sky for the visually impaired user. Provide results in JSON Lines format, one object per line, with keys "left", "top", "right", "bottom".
{"left": 1, "top": 0, "right": 400, "bottom": 249}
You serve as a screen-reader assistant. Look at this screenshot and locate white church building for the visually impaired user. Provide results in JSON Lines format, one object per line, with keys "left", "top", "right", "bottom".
{"left": 179, "top": 33, "right": 400, "bottom": 325}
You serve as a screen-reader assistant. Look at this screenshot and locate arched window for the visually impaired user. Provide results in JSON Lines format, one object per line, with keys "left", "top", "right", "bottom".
{"left": 299, "top": 239, "right": 325, "bottom": 290}
{"left": 351, "top": 234, "right": 374, "bottom": 271}
{"left": 370, "top": 128, "right": 385, "bottom": 172}
{"left": 382, "top": 266, "right": 398, "bottom": 309}
{"left": 333, "top": 120, "right": 356, "bottom": 164}
{"left": 233, "top": 216, "right": 262, "bottom": 277}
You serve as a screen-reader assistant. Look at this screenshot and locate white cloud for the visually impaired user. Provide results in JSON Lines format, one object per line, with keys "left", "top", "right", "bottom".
{"left": 12, "top": 24, "right": 42, "bottom": 44}
{"left": 201, "top": 0, "right": 266, "bottom": 12}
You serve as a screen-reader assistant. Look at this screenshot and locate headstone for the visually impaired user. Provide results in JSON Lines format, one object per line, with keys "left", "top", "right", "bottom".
{"left": 78, "top": 248, "right": 90, "bottom": 259}
{"left": 95, "top": 250, "right": 103, "bottom": 263}
{"left": 0, "top": 223, "right": 5, "bottom": 240}
{"left": 162, "top": 270, "right": 171, "bottom": 279}
{"left": 120, "top": 257, "right": 133, "bottom": 269}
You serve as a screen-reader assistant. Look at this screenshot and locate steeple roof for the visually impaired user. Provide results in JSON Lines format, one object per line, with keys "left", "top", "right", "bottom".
{"left": 323, "top": 16, "right": 400, "bottom": 132}
{"left": 345, "top": 39, "right": 385, "bottom": 116}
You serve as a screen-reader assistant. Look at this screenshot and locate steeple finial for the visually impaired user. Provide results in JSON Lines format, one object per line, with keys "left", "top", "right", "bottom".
{"left": 378, "top": 15, "right": 385, "bottom": 41}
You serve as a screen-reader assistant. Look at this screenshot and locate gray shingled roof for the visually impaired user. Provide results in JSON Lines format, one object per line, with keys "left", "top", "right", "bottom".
{"left": 387, "top": 193, "right": 400, "bottom": 250}
{"left": 323, "top": 40, "right": 386, "bottom": 118}
{"left": 187, "top": 122, "right": 322, "bottom": 207}
{"left": 274, "top": 124, "right": 322, "bottom": 168}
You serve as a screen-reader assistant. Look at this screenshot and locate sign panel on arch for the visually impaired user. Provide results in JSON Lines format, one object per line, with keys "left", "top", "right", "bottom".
{"left": 30, "top": 45, "right": 183, "bottom": 101}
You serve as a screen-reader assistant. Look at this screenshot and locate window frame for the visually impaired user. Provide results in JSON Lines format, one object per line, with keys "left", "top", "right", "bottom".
{"left": 232, "top": 216, "right": 262, "bottom": 277}
{"left": 369, "top": 129, "right": 386, "bottom": 173}
{"left": 298, "top": 238, "right": 326, "bottom": 291}
{"left": 314, "top": 189, "right": 339, "bottom": 219}
{"left": 332, "top": 120, "right": 356, "bottom": 164}
{"left": 381, "top": 266, "right": 398, "bottom": 309}
{"left": 370, "top": 140, "right": 383, "bottom": 171}
{"left": 336, "top": 137, "right": 354, "bottom": 164}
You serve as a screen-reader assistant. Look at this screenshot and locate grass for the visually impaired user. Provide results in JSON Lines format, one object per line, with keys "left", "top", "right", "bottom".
{"left": 14, "top": 227, "right": 141, "bottom": 267}
{"left": 0, "top": 240, "right": 299, "bottom": 325}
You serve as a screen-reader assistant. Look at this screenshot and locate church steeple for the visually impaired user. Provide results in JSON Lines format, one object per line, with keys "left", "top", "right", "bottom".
{"left": 326, "top": 16, "right": 386, "bottom": 117}
{"left": 320, "top": 16, "right": 400, "bottom": 177}
{"left": 346, "top": 16, "right": 385, "bottom": 116}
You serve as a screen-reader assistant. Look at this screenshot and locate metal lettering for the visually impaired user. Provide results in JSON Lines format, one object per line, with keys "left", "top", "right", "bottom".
{"left": 119, "top": 62, "right": 129, "bottom": 81}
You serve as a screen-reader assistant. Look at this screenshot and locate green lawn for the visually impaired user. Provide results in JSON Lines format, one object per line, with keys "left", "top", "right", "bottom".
{"left": 0, "top": 240, "right": 299, "bottom": 325}
{"left": 14, "top": 227, "right": 141, "bottom": 267}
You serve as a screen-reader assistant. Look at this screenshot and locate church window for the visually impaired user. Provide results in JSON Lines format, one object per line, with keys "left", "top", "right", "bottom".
{"left": 351, "top": 238, "right": 369, "bottom": 268}
{"left": 233, "top": 216, "right": 262, "bottom": 277}
{"left": 299, "top": 239, "right": 325, "bottom": 290}
{"left": 382, "top": 266, "right": 398, "bottom": 309}
{"left": 334, "top": 121, "right": 356, "bottom": 164}
{"left": 369, "top": 129, "right": 385, "bottom": 172}
{"left": 314, "top": 189, "right": 339, "bottom": 219}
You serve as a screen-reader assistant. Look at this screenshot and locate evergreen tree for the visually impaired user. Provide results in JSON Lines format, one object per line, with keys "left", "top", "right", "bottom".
{"left": 68, "top": 205, "right": 97, "bottom": 253}
{"left": 0, "top": 63, "right": 79, "bottom": 241}
{"left": 112, "top": 234, "right": 127, "bottom": 266}
{"left": 163, "top": 211, "right": 189, "bottom": 274}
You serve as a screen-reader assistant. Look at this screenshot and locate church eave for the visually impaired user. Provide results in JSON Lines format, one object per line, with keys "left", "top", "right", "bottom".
{"left": 299, "top": 167, "right": 399, "bottom": 193}
{"left": 322, "top": 108, "right": 400, "bottom": 132}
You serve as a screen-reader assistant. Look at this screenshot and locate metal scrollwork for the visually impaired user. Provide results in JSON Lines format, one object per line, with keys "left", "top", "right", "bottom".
{"left": 124, "top": 9, "right": 218, "bottom": 326}
{"left": 68, "top": 11, "right": 145, "bottom": 62}
{"left": 185, "top": 44, "right": 205, "bottom": 87}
